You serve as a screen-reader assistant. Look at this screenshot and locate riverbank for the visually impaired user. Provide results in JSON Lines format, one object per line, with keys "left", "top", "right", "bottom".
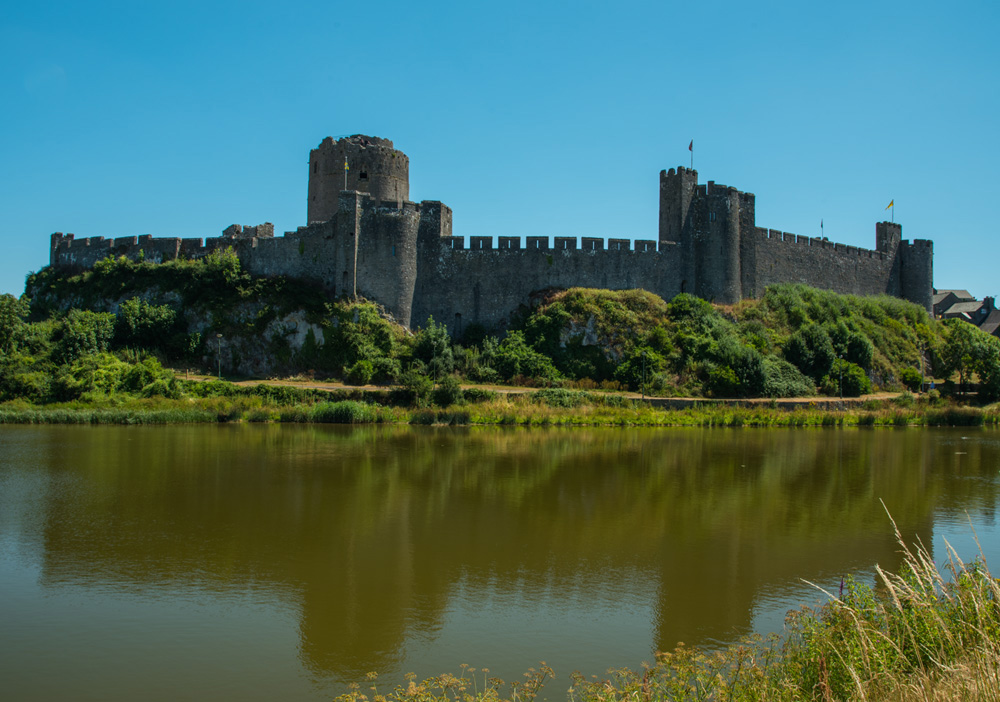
{"left": 334, "top": 526, "right": 1000, "bottom": 702}
{"left": 2, "top": 382, "right": 998, "bottom": 426}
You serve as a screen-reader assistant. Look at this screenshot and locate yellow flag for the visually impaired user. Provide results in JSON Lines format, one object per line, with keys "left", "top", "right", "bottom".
{"left": 885, "top": 199, "right": 893, "bottom": 210}
{"left": 344, "top": 159, "right": 349, "bottom": 171}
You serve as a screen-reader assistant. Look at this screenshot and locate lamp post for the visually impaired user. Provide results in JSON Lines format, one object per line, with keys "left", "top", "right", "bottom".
{"left": 838, "top": 354, "right": 843, "bottom": 399}
{"left": 216, "top": 333, "right": 222, "bottom": 380}
{"left": 919, "top": 344, "right": 925, "bottom": 393}
{"left": 641, "top": 350, "right": 647, "bottom": 400}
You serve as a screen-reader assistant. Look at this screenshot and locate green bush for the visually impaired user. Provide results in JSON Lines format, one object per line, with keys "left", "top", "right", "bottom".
{"left": 899, "top": 367, "right": 923, "bottom": 392}
{"left": 114, "top": 297, "right": 181, "bottom": 351}
{"left": 490, "top": 331, "right": 561, "bottom": 382}
{"left": 57, "top": 309, "right": 116, "bottom": 363}
{"left": 462, "top": 387, "right": 499, "bottom": 403}
{"left": 391, "top": 369, "right": 434, "bottom": 407}
{"left": 0, "top": 294, "right": 29, "bottom": 355}
{"left": 532, "top": 388, "right": 589, "bottom": 408}
{"left": 761, "top": 356, "right": 815, "bottom": 397}
{"left": 432, "top": 374, "right": 465, "bottom": 407}
{"left": 784, "top": 323, "right": 836, "bottom": 380}
{"left": 310, "top": 400, "right": 378, "bottom": 423}
{"left": 412, "top": 316, "right": 455, "bottom": 378}
{"left": 345, "top": 359, "right": 374, "bottom": 386}
{"left": 821, "top": 359, "right": 872, "bottom": 397}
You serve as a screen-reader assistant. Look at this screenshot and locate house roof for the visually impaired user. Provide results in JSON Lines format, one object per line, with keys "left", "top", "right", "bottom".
{"left": 943, "top": 301, "right": 988, "bottom": 316}
{"left": 981, "top": 309, "right": 1000, "bottom": 336}
{"left": 935, "top": 289, "right": 975, "bottom": 301}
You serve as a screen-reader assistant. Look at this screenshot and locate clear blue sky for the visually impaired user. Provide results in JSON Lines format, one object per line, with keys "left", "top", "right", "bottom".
{"left": 2, "top": 0, "right": 997, "bottom": 299}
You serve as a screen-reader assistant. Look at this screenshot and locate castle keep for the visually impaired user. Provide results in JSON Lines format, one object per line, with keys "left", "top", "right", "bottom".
{"left": 50, "top": 135, "right": 934, "bottom": 329}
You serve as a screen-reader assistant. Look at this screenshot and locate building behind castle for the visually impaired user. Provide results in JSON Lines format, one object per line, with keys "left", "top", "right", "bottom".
{"left": 50, "top": 135, "right": 934, "bottom": 330}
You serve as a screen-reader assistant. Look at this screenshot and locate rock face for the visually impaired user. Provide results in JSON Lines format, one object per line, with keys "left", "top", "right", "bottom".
{"left": 25, "top": 268, "right": 394, "bottom": 379}
{"left": 48, "top": 135, "right": 935, "bottom": 332}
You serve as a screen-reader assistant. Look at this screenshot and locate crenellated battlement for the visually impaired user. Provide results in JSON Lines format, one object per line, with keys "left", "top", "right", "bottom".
{"left": 44, "top": 133, "right": 935, "bottom": 328}
{"left": 754, "top": 228, "right": 888, "bottom": 260}
{"left": 437, "top": 235, "right": 662, "bottom": 253}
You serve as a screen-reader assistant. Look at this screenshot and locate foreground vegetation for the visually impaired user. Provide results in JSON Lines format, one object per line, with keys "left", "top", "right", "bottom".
{"left": 2, "top": 380, "right": 1000, "bottom": 427}
{"left": 336, "top": 519, "right": 1000, "bottom": 701}
{"left": 4, "top": 252, "right": 1000, "bottom": 414}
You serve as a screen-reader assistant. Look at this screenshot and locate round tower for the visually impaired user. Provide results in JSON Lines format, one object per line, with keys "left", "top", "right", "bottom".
{"left": 900, "top": 239, "right": 934, "bottom": 313}
{"left": 308, "top": 135, "right": 410, "bottom": 223}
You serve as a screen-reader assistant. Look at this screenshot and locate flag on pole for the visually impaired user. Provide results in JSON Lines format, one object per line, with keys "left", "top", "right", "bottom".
{"left": 344, "top": 159, "right": 349, "bottom": 171}
{"left": 688, "top": 140, "right": 693, "bottom": 151}
{"left": 885, "top": 199, "right": 893, "bottom": 210}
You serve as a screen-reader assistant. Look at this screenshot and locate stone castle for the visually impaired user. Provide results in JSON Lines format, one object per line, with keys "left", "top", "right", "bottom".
{"left": 50, "top": 134, "right": 934, "bottom": 330}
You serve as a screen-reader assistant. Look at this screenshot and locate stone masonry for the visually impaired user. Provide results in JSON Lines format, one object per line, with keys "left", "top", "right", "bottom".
{"left": 49, "top": 135, "right": 934, "bottom": 330}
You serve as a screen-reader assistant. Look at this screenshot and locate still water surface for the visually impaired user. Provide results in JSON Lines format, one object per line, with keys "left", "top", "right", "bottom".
{"left": 1, "top": 425, "right": 998, "bottom": 700}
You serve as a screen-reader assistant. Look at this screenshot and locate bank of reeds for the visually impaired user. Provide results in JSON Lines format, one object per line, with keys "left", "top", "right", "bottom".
{"left": 1, "top": 389, "right": 998, "bottom": 427}
{"left": 0, "top": 406, "right": 217, "bottom": 424}
{"left": 334, "top": 518, "right": 1000, "bottom": 702}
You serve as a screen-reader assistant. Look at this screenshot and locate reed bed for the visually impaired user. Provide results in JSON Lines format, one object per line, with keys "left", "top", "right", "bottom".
{"left": 334, "top": 515, "right": 1000, "bottom": 702}
{"left": 1, "top": 391, "right": 998, "bottom": 428}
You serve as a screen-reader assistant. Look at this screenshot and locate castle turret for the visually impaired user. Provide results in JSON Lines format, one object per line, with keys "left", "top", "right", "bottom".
{"left": 899, "top": 239, "right": 934, "bottom": 313}
{"left": 876, "top": 221, "right": 902, "bottom": 256}
{"left": 308, "top": 135, "right": 409, "bottom": 223}
{"left": 876, "top": 221, "right": 903, "bottom": 297}
{"left": 695, "top": 181, "right": 742, "bottom": 304}
{"left": 659, "top": 167, "right": 697, "bottom": 247}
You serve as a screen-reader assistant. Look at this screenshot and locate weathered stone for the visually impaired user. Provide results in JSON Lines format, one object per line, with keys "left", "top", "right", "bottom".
{"left": 48, "top": 134, "right": 935, "bottom": 331}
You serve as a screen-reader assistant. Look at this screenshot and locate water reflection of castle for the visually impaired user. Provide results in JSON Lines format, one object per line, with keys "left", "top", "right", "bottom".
{"left": 33, "top": 426, "right": 985, "bottom": 681}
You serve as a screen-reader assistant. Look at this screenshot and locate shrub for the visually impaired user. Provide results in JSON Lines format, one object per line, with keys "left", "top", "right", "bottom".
{"left": 310, "top": 400, "right": 377, "bottom": 423}
{"left": 412, "top": 316, "right": 455, "bottom": 378}
{"left": 432, "top": 374, "right": 465, "bottom": 407}
{"left": 761, "top": 356, "right": 815, "bottom": 398}
{"left": 345, "top": 359, "right": 374, "bottom": 386}
{"left": 0, "top": 294, "right": 29, "bottom": 355}
{"left": 821, "top": 359, "right": 872, "bottom": 397}
{"left": 892, "top": 391, "right": 916, "bottom": 408}
{"left": 463, "top": 387, "right": 499, "bottom": 403}
{"left": 391, "top": 369, "right": 434, "bottom": 407}
{"left": 784, "top": 323, "right": 836, "bottom": 380}
{"left": 114, "top": 297, "right": 181, "bottom": 351}
{"left": 532, "top": 388, "right": 589, "bottom": 408}
{"left": 899, "top": 367, "right": 923, "bottom": 392}
{"left": 490, "top": 331, "right": 561, "bottom": 382}
{"left": 56, "top": 309, "right": 116, "bottom": 363}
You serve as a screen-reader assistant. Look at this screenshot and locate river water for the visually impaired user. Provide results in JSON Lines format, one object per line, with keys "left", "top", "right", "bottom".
{"left": 1, "top": 425, "right": 998, "bottom": 700}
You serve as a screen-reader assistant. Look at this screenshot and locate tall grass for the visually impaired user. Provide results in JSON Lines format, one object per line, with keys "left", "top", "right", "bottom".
{"left": 333, "top": 516, "right": 1000, "bottom": 702}
{"left": 0, "top": 407, "right": 216, "bottom": 424}
{"left": 310, "top": 401, "right": 380, "bottom": 424}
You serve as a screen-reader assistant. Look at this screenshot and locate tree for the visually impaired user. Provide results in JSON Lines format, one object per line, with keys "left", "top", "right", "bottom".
{"left": 941, "top": 320, "right": 985, "bottom": 395}
{"left": 0, "top": 294, "right": 29, "bottom": 354}
{"left": 412, "top": 316, "right": 454, "bottom": 379}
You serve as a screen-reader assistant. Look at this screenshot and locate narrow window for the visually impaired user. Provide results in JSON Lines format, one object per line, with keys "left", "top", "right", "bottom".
{"left": 313, "top": 161, "right": 317, "bottom": 174}
{"left": 391, "top": 245, "right": 396, "bottom": 257}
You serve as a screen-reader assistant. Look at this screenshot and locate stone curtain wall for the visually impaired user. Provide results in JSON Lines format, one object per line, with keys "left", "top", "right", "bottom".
{"left": 47, "top": 134, "right": 935, "bottom": 329}
{"left": 748, "top": 228, "right": 896, "bottom": 298}
{"left": 411, "top": 237, "right": 679, "bottom": 331}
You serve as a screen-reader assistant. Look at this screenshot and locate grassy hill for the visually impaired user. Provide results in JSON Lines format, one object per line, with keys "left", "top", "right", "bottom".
{"left": 3, "top": 253, "right": 999, "bottom": 405}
